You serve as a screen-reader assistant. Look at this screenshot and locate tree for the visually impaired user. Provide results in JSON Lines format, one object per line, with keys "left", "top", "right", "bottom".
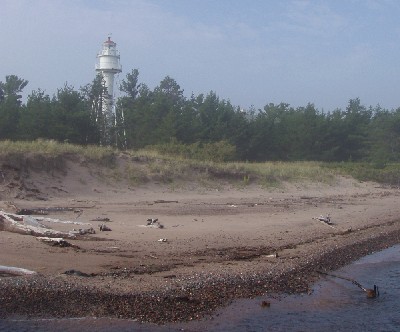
{"left": 120, "top": 69, "right": 140, "bottom": 100}
{"left": 368, "top": 106, "right": 400, "bottom": 164}
{"left": 81, "top": 74, "right": 109, "bottom": 145}
{"left": 115, "top": 69, "right": 142, "bottom": 149}
{"left": 0, "top": 86, "right": 4, "bottom": 103}
{"left": 18, "top": 89, "right": 52, "bottom": 140}
{"left": 286, "top": 103, "right": 324, "bottom": 160}
{"left": 146, "top": 76, "right": 184, "bottom": 144}
{"left": 50, "top": 84, "right": 91, "bottom": 144}
{"left": 154, "top": 76, "right": 184, "bottom": 105}
{"left": 174, "top": 93, "right": 203, "bottom": 144}
{"left": 0, "top": 75, "right": 28, "bottom": 106}
{"left": 0, "top": 75, "right": 28, "bottom": 139}
{"left": 119, "top": 82, "right": 154, "bottom": 149}
{"left": 197, "top": 91, "right": 221, "bottom": 141}
{"left": 341, "top": 98, "right": 371, "bottom": 160}
{"left": 123, "top": 76, "right": 184, "bottom": 147}
{"left": 259, "top": 102, "right": 292, "bottom": 160}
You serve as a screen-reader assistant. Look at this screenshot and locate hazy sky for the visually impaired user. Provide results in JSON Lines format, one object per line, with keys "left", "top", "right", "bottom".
{"left": 1, "top": 0, "right": 400, "bottom": 111}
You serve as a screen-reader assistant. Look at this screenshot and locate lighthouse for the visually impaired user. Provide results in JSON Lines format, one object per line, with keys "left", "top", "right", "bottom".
{"left": 95, "top": 36, "right": 122, "bottom": 114}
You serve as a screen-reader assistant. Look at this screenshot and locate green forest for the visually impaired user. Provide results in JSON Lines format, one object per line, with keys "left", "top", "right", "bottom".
{"left": 1, "top": 72, "right": 399, "bottom": 164}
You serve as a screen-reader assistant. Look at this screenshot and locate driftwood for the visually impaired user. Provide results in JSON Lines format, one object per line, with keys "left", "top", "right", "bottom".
{"left": 70, "top": 227, "right": 96, "bottom": 235}
{"left": 265, "top": 253, "right": 278, "bottom": 258}
{"left": 0, "top": 210, "right": 92, "bottom": 239}
{"left": 317, "top": 270, "right": 379, "bottom": 298}
{"left": 154, "top": 200, "right": 178, "bottom": 204}
{"left": 99, "top": 224, "right": 111, "bottom": 231}
{"left": 17, "top": 208, "right": 50, "bottom": 215}
{"left": 91, "top": 217, "right": 111, "bottom": 222}
{"left": 313, "top": 214, "right": 335, "bottom": 228}
{"left": 16, "top": 206, "right": 95, "bottom": 215}
{"left": 145, "top": 218, "right": 164, "bottom": 229}
{"left": 261, "top": 300, "right": 271, "bottom": 308}
{"left": 35, "top": 216, "right": 91, "bottom": 226}
{"left": 138, "top": 218, "right": 164, "bottom": 229}
{"left": 36, "top": 237, "right": 77, "bottom": 248}
{"left": 0, "top": 265, "right": 37, "bottom": 276}
{"left": 63, "top": 269, "right": 95, "bottom": 277}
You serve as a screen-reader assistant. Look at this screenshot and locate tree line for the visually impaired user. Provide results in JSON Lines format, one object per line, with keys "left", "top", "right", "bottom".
{"left": 1, "top": 72, "right": 399, "bottom": 163}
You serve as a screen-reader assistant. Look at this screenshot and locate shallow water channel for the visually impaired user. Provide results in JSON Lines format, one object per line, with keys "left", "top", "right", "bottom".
{"left": 1, "top": 245, "right": 400, "bottom": 332}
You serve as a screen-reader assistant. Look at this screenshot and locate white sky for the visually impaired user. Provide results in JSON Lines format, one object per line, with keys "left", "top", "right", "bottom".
{"left": 1, "top": 0, "right": 400, "bottom": 111}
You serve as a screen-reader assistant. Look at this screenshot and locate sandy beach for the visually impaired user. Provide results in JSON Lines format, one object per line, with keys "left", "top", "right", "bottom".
{"left": 1, "top": 157, "right": 400, "bottom": 323}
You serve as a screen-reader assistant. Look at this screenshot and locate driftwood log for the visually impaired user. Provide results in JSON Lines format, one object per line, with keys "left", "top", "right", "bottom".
{"left": 0, "top": 210, "right": 92, "bottom": 239}
{"left": 313, "top": 214, "right": 335, "bottom": 228}
{"left": 16, "top": 206, "right": 95, "bottom": 215}
{"left": 0, "top": 265, "right": 37, "bottom": 276}
{"left": 36, "top": 237, "right": 78, "bottom": 248}
{"left": 317, "top": 270, "right": 379, "bottom": 298}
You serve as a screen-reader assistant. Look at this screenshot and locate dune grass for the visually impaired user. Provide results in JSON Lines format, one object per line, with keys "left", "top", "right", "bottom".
{"left": 123, "top": 148, "right": 400, "bottom": 186}
{"left": 2, "top": 140, "right": 399, "bottom": 187}
{"left": 131, "top": 148, "right": 336, "bottom": 186}
{"left": 322, "top": 162, "right": 400, "bottom": 186}
{"left": 0, "top": 139, "right": 116, "bottom": 161}
{"left": 226, "top": 161, "right": 335, "bottom": 186}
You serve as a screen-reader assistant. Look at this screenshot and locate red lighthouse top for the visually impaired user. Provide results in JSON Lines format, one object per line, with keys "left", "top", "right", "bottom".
{"left": 104, "top": 36, "right": 116, "bottom": 46}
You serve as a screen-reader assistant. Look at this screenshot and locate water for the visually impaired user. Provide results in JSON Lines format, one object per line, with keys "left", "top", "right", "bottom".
{"left": 1, "top": 245, "right": 400, "bottom": 332}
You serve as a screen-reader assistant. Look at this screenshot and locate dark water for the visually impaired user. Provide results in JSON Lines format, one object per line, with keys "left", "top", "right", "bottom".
{"left": 1, "top": 245, "right": 399, "bottom": 332}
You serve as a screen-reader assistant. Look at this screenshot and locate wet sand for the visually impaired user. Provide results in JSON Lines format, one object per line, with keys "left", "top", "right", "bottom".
{"left": 1, "top": 166, "right": 400, "bottom": 323}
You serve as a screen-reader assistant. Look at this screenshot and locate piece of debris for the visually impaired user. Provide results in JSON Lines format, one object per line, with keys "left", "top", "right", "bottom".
{"left": 158, "top": 238, "right": 168, "bottom": 242}
{"left": 74, "top": 209, "right": 83, "bottom": 218}
{"left": 0, "top": 210, "right": 74, "bottom": 239}
{"left": 317, "top": 214, "right": 332, "bottom": 224}
{"left": 154, "top": 200, "right": 178, "bottom": 204}
{"left": 313, "top": 214, "right": 335, "bottom": 228}
{"left": 16, "top": 207, "right": 76, "bottom": 215}
{"left": 63, "top": 269, "right": 95, "bottom": 277}
{"left": 317, "top": 270, "right": 379, "bottom": 298}
{"left": 0, "top": 265, "right": 37, "bottom": 276}
{"left": 23, "top": 215, "right": 50, "bottom": 228}
{"left": 140, "top": 218, "right": 164, "bottom": 229}
{"left": 70, "top": 227, "right": 96, "bottom": 235}
{"left": 261, "top": 300, "right": 271, "bottom": 308}
{"left": 99, "top": 224, "right": 111, "bottom": 231}
{"left": 91, "top": 217, "right": 111, "bottom": 222}
{"left": 16, "top": 206, "right": 96, "bottom": 215}
{"left": 5, "top": 202, "right": 18, "bottom": 210}
{"left": 342, "top": 227, "right": 352, "bottom": 234}
{"left": 35, "top": 216, "right": 91, "bottom": 226}
{"left": 0, "top": 210, "right": 93, "bottom": 239}
{"left": 36, "top": 237, "right": 76, "bottom": 248}
{"left": 16, "top": 208, "right": 49, "bottom": 215}
{"left": 265, "top": 252, "right": 279, "bottom": 258}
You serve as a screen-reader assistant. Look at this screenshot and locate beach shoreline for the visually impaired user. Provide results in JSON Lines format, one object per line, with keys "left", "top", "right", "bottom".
{"left": 1, "top": 223, "right": 400, "bottom": 324}
{"left": 1, "top": 169, "right": 400, "bottom": 323}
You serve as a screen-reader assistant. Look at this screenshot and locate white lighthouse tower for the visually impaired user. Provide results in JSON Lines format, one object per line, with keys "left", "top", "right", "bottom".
{"left": 95, "top": 36, "right": 122, "bottom": 115}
